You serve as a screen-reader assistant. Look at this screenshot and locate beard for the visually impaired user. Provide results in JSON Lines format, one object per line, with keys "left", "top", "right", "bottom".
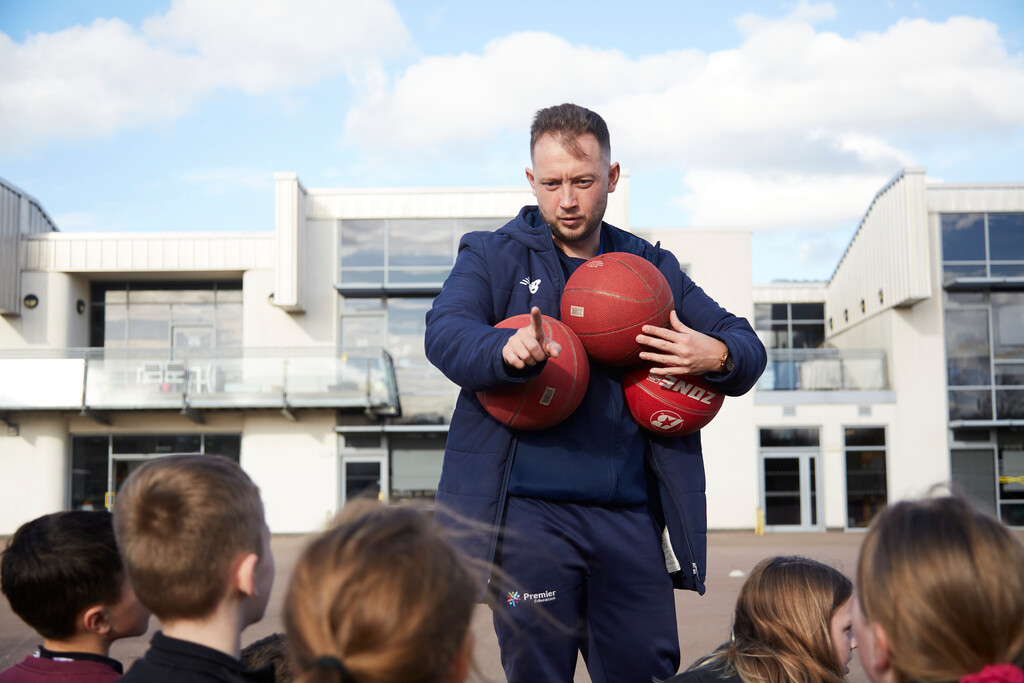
{"left": 541, "top": 193, "right": 608, "bottom": 247}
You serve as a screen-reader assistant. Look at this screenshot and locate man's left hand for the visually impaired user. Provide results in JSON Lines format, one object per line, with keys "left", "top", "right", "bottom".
{"left": 636, "top": 310, "right": 729, "bottom": 376}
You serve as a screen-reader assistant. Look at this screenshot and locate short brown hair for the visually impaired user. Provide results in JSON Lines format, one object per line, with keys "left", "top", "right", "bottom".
{"left": 113, "top": 454, "right": 265, "bottom": 620}
{"left": 285, "top": 500, "right": 476, "bottom": 683}
{"left": 530, "top": 103, "right": 611, "bottom": 163}
{"left": 857, "top": 495, "right": 1024, "bottom": 681}
{"left": 694, "top": 555, "right": 852, "bottom": 682}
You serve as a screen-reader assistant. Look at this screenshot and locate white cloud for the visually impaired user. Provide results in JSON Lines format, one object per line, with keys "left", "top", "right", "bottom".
{"left": 0, "top": 0, "right": 410, "bottom": 154}
{"left": 342, "top": 7, "right": 1024, "bottom": 230}
{"left": 675, "top": 169, "right": 889, "bottom": 230}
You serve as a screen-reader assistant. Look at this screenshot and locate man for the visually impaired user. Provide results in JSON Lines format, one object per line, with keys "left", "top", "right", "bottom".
{"left": 424, "top": 103, "right": 766, "bottom": 683}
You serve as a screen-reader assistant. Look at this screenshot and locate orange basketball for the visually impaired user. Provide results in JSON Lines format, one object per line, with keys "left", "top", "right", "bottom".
{"left": 622, "top": 364, "right": 724, "bottom": 436}
{"left": 560, "top": 252, "right": 673, "bottom": 366}
{"left": 477, "top": 314, "right": 590, "bottom": 430}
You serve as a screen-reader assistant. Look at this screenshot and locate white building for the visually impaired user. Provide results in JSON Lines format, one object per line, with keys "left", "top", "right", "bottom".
{"left": 1, "top": 168, "right": 1021, "bottom": 535}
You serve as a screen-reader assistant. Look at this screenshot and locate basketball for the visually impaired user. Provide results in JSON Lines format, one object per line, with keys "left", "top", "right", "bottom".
{"left": 622, "top": 364, "right": 724, "bottom": 435}
{"left": 477, "top": 314, "right": 590, "bottom": 430}
{"left": 560, "top": 252, "right": 674, "bottom": 366}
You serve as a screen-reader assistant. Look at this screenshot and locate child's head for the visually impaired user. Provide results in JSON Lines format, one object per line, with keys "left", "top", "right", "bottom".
{"left": 855, "top": 495, "right": 1024, "bottom": 683}
{"left": 113, "top": 454, "right": 272, "bottom": 625}
{"left": 720, "top": 555, "right": 853, "bottom": 682}
{"left": 1, "top": 510, "right": 150, "bottom": 643}
{"left": 285, "top": 501, "right": 477, "bottom": 683}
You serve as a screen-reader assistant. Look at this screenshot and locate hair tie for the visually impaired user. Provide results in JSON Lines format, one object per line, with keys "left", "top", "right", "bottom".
{"left": 960, "top": 664, "right": 1024, "bottom": 683}
{"left": 311, "top": 655, "right": 356, "bottom": 683}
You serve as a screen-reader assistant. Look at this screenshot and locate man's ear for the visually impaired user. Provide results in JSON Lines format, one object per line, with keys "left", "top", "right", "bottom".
{"left": 234, "top": 552, "right": 260, "bottom": 599}
{"left": 607, "top": 162, "right": 620, "bottom": 193}
{"left": 82, "top": 605, "right": 111, "bottom": 635}
{"left": 525, "top": 167, "right": 537, "bottom": 196}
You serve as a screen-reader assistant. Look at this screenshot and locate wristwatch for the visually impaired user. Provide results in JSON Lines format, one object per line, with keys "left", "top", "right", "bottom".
{"left": 719, "top": 348, "right": 734, "bottom": 373}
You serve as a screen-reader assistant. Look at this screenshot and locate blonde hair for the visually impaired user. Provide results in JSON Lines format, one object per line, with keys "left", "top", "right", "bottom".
{"left": 857, "top": 495, "right": 1024, "bottom": 682}
{"left": 695, "top": 555, "right": 851, "bottom": 683}
{"left": 285, "top": 501, "right": 476, "bottom": 683}
{"left": 112, "top": 454, "right": 265, "bottom": 620}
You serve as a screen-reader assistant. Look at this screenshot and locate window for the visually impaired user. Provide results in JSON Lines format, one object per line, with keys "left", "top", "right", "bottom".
{"left": 942, "top": 290, "right": 1024, "bottom": 421}
{"left": 758, "top": 428, "right": 820, "bottom": 529}
{"left": 754, "top": 303, "right": 825, "bottom": 350}
{"left": 338, "top": 218, "right": 506, "bottom": 289}
{"left": 941, "top": 212, "right": 1024, "bottom": 283}
{"left": 91, "top": 282, "right": 242, "bottom": 350}
{"left": 844, "top": 427, "right": 887, "bottom": 528}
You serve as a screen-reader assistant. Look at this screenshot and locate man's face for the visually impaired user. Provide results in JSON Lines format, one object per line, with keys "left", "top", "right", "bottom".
{"left": 526, "top": 132, "right": 619, "bottom": 257}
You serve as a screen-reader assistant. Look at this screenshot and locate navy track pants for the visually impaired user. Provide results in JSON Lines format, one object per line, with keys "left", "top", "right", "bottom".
{"left": 491, "top": 496, "right": 680, "bottom": 683}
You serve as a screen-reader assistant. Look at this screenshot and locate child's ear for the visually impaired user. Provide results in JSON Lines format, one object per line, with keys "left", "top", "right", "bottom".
{"left": 234, "top": 552, "right": 261, "bottom": 599}
{"left": 445, "top": 632, "right": 474, "bottom": 683}
{"left": 863, "top": 622, "right": 896, "bottom": 683}
{"left": 81, "top": 605, "right": 112, "bottom": 635}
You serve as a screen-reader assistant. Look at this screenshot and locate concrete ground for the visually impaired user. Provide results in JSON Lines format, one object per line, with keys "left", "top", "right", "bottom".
{"left": 1, "top": 529, "right": 876, "bottom": 682}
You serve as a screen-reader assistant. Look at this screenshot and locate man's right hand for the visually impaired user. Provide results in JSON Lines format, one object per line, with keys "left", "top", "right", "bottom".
{"left": 501, "top": 306, "right": 562, "bottom": 370}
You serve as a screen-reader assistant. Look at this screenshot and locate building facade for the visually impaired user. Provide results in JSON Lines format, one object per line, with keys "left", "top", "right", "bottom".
{"left": 1, "top": 169, "right": 1021, "bottom": 535}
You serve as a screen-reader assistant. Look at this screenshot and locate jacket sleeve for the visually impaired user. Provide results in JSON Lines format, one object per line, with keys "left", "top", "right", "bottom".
{"left": 661, "top": 251, "right": 766, "bottom": 397}
{"left": 425, "top": 232, "right": 542, "bottom": 393}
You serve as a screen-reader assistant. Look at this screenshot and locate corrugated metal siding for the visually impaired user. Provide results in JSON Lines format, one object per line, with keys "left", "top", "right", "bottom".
{"left": 21, "top": 233, "right": 275, "bottom": 272}
{"left": 926, "top": 184, "right": 1024, "bottom": 213}
{"left": 1, "top": 177, "right": 58, "bottom": 313}
{"left": 306, "top": 186, "right": 535, "bottom": 219}
{"left": 826, "top": 168, "right": 932, "bottom": 337}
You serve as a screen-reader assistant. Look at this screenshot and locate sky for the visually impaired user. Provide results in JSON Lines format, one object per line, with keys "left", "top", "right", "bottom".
{"left": 1, "top": 0, "right": 1022, "bottom": 283}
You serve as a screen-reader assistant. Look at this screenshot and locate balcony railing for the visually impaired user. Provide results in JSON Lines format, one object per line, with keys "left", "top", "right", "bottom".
{"left": 0, "top": 347, "right": 400, "bottom": 416}
{"left": 756, "top": 348, "right": 888, "bottom": 391}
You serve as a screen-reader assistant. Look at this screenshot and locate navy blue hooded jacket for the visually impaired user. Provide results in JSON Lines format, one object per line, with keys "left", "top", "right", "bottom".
{"left": 424, "top": 206, "right": 766, "bottom": 595}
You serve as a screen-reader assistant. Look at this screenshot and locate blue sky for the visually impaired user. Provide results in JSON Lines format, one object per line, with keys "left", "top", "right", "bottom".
{"left": 1, "top": 0, "right": 1022, "bottom": 282}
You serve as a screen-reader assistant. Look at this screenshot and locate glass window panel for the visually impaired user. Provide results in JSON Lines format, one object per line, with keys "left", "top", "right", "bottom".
{"left": 941, "top": 213, "right": 986, "bottom": 261}
{"left": 792, "top": 323, "right": 825, "bottom": 349}
{"left": 341, "top": 298, "right": 384, "bottom": 313}
{"left": 105, "top": 290, "right": 127, "bottom": 304}
{"left": 754, "top": 304, "right": 772, "bottom": 329}
{"left": 996, "top": 390, "right": 1024, "bottom": 419}
{"left": 388, "top": 219, "right": 454, "bottom": 267}
{"left": 987, "top": 213, "right": 1024, "bottom": 261}
{"left": 386, "top": 268, "right": 452, "bottom": 285}
{"left": 790, "top": 303, "right": 825, "bottom": 320}
{"left": 945, "top": 309, "right": 990, "bottom": 385}
{"left": 343, "top": 433, "right": 382, "bottom": 448}
{"left": 128, "top": 304, "right": 171, "bottom": 347}
{"left": 770, "top": 323, "right": 790, "bottom": 349}
{"left": 948, "top": 389, "right": 993, "bottom": 421}
{"left": 112, "top": 434, "right": 202, "bottom": 454}
{"left": 951, "top": 449, "right": 996, "bottom": 514}
{"left": 999, "top": 447, "right": 1024, "bottom": 503}
{"left": 204, "top": 434, "right": 241, "bottom": 462}
{"left": 759, "top": 428, "right": 820, "bottom": 447}
{"left": 172, "top": 303, "right": 215, "bottom": 325}
{"left": 943, "top": 264, "right": 987, "bottom": 285}
{"left": 764, "top": 457, "right": 801, "bottom": 525}
{"left": 345, "top": 461, "right": 381, "bottom": 501}
{"left": 995, "top": 363, "right": 1024, "bottom": 386}
{"left": 104, "top": 303, "right": 127, "bottom": 349}
{"left": 845, "top": 427, "right": 886, "bottom": 447}
{"left": 341, "top": 316, "right": 383, "bottom": 350}
{"left": 339, "top": 269, "right": 385, "bottom": 285}
{"left": 771, "top": 303, "right": 789, "bottom": 320}
{"left": 387, "top": 299, "right": 431, "bottom": 365}
{"left": 216, "top": 302, "right": 242, "bottom": 347}
{"left": 992, "top": 293, "right": 1024, "bottom": 359}
{"left": 390, "top": 433, "right": 445, "bottom": 501}
{"left": 846, "top": 449, "right": 888, "bottom": 528}
{"left": 999, "top": 503, "right": 1024, "bottom": 527}
{"left": 951, "top": 428, "right": 993, "bottom": 443}
{"left": 340, "top": 220, "right": 385, "bottom": 268}
{"left": 71, "top": 435, "right": 109, "bottom": 511}
{"left": 989, "top": 264, "right": 1024, "bottom": 278}
{"left": 216, "top": 289, "right": 243, "bottom": 303}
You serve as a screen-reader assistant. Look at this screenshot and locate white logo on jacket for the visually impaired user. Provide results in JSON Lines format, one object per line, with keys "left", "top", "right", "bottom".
{"left": 520, "top": 277, "right": 541, "bottom": 294}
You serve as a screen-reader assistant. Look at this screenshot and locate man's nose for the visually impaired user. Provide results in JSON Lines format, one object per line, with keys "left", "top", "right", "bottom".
{"left": 559, "top": 186, "right": 578, "bottom": 208}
